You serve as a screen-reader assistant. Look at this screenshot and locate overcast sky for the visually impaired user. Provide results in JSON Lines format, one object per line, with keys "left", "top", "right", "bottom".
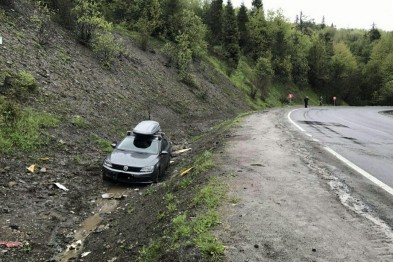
{"left": 231, "top": 0, "right": 393, "bottom": 31}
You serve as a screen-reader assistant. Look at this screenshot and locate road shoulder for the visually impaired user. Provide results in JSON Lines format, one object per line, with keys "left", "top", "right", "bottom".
{"left": 214, "top": 109, "right": 393, "bottom": 261}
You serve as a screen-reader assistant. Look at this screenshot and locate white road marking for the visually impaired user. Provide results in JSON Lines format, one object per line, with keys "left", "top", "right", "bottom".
{"left": 287, "top": 109, "right": 305, "bottom": 132}
{"left": 288, "top": 109, "right": 393, "bottom": 197}
{"left": 324, "top": 147, "right": 393, "bottom": 196}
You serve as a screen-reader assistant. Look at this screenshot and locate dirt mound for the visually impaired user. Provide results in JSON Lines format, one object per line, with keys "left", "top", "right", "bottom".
{"left": 0, "top": 7, "right": 249, "bottom": 261}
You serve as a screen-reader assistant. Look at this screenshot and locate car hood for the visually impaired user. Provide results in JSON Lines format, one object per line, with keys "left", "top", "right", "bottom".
{"left": 109, "top": 150, "right": 158, "bottom": 167}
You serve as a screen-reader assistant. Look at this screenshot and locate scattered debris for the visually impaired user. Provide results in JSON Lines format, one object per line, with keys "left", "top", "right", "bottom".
{"left": 40, "top": 157, "right": 49, "bottom": 161}
{"left": 40, "top": 167, "right": 47, "bottom": 173}
{"left": 27, "top": 164, "right": 35, "bottom": 173}
{"left": 172, "top": 148, "right": 192, "bottom": 157}
{"left": 54, "top": 183, "right": 69, "bottom": 191}
{"left": 179, "top": 167, "right": 193, "bottom": 177}
{"left": 102, "top": 193, "right": 125, "bottom": 199}
{"left": 0, "top": 241, "right": 24, "bottom": 248}
{"left": 68, "top": 240, "right": 82, "bottom": 250}
{"left": 81, "top": 251, "right": 91, "bottom": 258}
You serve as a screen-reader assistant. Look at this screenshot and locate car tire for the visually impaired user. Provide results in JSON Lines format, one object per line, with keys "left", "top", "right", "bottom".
{"left": 102, "top": 173, "right": 110, "bottom": 181}
{"left": 153, "top": 168, "right": 160, "bottom": 183}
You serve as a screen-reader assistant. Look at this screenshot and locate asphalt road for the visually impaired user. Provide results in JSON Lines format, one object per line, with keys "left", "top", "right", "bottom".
{"left": 289, "top": 106, "right": 393, "bottom": 189}
{"left": 216, "top": 109, "right": 393, "bottom": 261}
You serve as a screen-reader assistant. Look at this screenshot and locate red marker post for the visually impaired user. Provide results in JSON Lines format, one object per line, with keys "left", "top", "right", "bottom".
{"left": 288, "top": 93, "right": 293, "bottom": 105}
{"left": 333, "top": 96, "right": 336, "bottom": 106}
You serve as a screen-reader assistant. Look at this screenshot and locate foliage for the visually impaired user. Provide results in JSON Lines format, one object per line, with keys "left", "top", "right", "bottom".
{"left": 31, "top": 1, "right": 53, "bottom": 45}
{"left": 136, "top": 0, "right": 161, "bottom": 51}
{"left": 1, "top": 70, "right": 38, "bottom": 101}
{"left": 254, "top": 56, "right": 274, "bottom": 100}
{"left": 72, "top": 0, "right": 103, "bottom": 44}
{"left": 206, "top": 0, "right": 223, "bottom": 46}
{"left": 0, "top": 101, "right": 59, "bottom": 154}
{"left": 237, "top": 3, "right": 249, "bottom": 49}
{"left": 91, "top": 30, "right": 124, "bottom": 68}
{"left": 222, "top": 0, "right": 240, "bottom": 68}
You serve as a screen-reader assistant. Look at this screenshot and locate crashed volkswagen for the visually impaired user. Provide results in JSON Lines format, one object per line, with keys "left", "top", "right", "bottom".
{"left": 102, "top": 121, "right": 172, "bottom": 183}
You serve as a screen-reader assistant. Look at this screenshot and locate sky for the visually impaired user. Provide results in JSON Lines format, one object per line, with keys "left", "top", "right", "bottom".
{"left": 231, "top": 0, "right": 393, "bottom": 31}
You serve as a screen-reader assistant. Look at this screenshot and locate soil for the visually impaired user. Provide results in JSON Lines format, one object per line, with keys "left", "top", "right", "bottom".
{"left": 3, "top": 5, "right": 393, "bottom": 262}
{"left": 0, "top": 6, "right": 248, "bottom": 262}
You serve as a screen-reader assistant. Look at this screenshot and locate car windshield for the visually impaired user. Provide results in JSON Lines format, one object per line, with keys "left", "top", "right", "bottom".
{"left": 117, "top": 135, "right": 159, "bottom": 154}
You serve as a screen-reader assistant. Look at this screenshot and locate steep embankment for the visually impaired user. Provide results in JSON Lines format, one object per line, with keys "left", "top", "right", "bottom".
{"left": 0, "top": 6, "right": 250, "bottom": 261}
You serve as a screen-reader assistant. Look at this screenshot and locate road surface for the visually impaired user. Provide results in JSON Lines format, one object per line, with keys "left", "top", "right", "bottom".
{"left": 215, "top": 108, "right": 393, "bottom": 261}
{"left": 289, "top": 106, "right": 393, "bottom": 189}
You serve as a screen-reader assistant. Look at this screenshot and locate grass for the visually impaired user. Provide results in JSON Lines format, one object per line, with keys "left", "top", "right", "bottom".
{"left": 0, "top": 107, "right": 59, "bottom": 154}
{"left": 72, "top": 115, "right": 88, "bottom": 128}
{"left": 138, "top": 150, "right": 227, "bottom": 261}
{"left": 92, "top": 134, "right": 113, "bottom": 153}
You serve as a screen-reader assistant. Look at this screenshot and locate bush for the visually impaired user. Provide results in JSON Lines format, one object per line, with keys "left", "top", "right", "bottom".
{"left": 1, "top": 70, "right": 38, "bottom": 100}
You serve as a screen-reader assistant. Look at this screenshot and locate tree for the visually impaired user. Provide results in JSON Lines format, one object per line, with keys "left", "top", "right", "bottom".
{"left": 72, "top": 0, "right": 102, "bottom": 44}
{"left": 330, "top": 42, "right": 359, "bottom": 103}
{"left": 252, "top": 0, "right": 263, "bottom": 9}
{"left": 160, "top": 0, "right": 184, "bottom": 41}
{"left": 307, "top": 35, "right": 330, "bottom": 92}
{"left": 237, "top": 2, "right": 249, "bottom": 49}
{"left": 290, "top": 30, "right": 311, "bottom": 86}
{"left": 268, "top": 10, "right": 292, "bottom": 82}
{"left": 136, "top": 0, "right": 161, "bottom": 51}
{"left": 247, "top": 8, "right": 268, "bottom": 60}
{"left": 222, "top": 0, "right": 240, "bottom": 67}
{"left": 207, "top": 0, "right": 223, "bottom": 46}
{"left": 254, "top": 56, "right": 274, "bottom": 100}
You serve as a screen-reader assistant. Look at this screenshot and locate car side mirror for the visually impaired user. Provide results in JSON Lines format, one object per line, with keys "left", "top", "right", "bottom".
{"left": 111, "top": 142, "right": 117, "bottom": 149}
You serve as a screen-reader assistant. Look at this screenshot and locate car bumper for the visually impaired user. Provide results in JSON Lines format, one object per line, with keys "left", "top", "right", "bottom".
{"left": 102, "top": 166, "right": 157, "bottom": 184}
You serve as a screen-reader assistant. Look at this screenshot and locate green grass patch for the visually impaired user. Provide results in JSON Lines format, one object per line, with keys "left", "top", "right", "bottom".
{"left": 0, "top": 107, "right": 59, "bottom": 154}
{"left": 92, "top": 135, "right": 113, "bottom": 153}
{"left": 72, "top": 115, "right": 88, "bottom": 128}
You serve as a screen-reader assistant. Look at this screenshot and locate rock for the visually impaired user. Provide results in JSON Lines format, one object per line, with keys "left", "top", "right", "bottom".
{"left": 8, "top": 181, "right": 17, "bottom": 187}
{"left": 312, "top": 248, "right": 316, "bottom": 252}
{"left": 254, "top": 244, "right": 259, "bottom": 248}
{"left": 10, "top": 224, "right": 19, "bottom": 230}
{"left": 40, "top": 167, "right": 47, "bottom": 173}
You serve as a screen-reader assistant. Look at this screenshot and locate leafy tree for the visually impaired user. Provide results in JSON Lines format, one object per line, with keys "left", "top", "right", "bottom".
{"left": 247, "top": 8, "right": 268, "bottom": 60}
{"left": 72, "top": 0, "right": 103, "bottom": 44}
{"left": 330, "top": 42, "right": 359, "bottom": 103}
{"left": 237, "top": 2, "right": 249, "bottom": 49}
{"left": 254, "top": 56, "right": 274, "bottom": 100}
{"left": 307, "top": 34, "right": 330, "bottom": 92}
{"left": 160, "top": 0, "right": 184, "bottom": 41}
{"left": 179, "top": 9, "right": 207, "bottom": 59}
{"left": 268, "top": 10, "right": 292, "bottom": 82}
{"left": 364, "top": 33, "right": 393, "bottom": 104}
{"left": 136, "top": 0, "right": 161, "bottom": 51}
{"left": 290, "top": 30, "right": 311, "bottom": 85}
{"left": 222, "top": 0, "right": 240, "bottom": 67}
{"left": 176, "top": 33, "right": 193, "bottom": 83}
{"left": 31, "top": 1, "right": 54, "bottom": 45}
{"left": 206, "top": 0, "right": 223, "bottom": 46}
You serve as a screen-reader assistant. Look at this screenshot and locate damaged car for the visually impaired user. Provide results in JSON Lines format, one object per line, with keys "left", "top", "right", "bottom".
{"left": 102, "top": 120, "right": 172, "bottom": 184}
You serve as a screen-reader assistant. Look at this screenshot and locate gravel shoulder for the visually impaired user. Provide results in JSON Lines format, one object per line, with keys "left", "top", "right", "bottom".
{"left": 215, "top": 109, "right": 393, "bottom": 261}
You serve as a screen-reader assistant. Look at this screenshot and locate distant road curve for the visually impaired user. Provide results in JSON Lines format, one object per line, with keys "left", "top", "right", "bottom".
{"left": 288, "top": 106, "right": 393, "bottom": 191}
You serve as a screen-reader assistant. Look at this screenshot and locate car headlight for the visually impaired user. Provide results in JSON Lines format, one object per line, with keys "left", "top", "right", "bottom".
{"left": 103, "top": 158, "right": 112, "bottom": 168}
{"left": 140, "top": 166, "right": 154, "bottom": 172}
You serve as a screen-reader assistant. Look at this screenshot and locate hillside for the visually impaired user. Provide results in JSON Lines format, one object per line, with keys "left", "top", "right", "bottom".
{"left": 0, "top": 5, "right": 250, "bottom": 261}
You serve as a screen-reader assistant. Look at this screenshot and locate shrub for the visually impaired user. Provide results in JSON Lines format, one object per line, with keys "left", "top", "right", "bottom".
{"left": 2, "top": 70, "right": 38, "bottom": 100}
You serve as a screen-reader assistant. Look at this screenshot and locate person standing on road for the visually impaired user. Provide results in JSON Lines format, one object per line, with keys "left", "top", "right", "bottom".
{"left": 304, "top": 96, "right": 309, "bottom": 108}
{"left": 319, "top": 96, "right": 323, "bottom": 106}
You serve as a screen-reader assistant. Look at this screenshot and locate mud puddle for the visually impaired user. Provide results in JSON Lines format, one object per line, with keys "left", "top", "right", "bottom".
{"left": 54, "top": 185, "right": 130, "bottom": 261}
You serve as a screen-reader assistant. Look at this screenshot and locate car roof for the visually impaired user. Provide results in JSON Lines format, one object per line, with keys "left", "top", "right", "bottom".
{"left": 133, "top": 120, "right": 161, "bottom": 135}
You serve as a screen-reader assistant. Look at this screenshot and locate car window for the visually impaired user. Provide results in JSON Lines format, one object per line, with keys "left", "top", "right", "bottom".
{"left": 117, "top": 136, "right": 159, "bottom": 154}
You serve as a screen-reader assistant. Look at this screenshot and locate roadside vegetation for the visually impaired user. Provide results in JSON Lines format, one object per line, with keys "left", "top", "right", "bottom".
{"left": 1, "top": 0, "right": 392, "bottom": 261}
